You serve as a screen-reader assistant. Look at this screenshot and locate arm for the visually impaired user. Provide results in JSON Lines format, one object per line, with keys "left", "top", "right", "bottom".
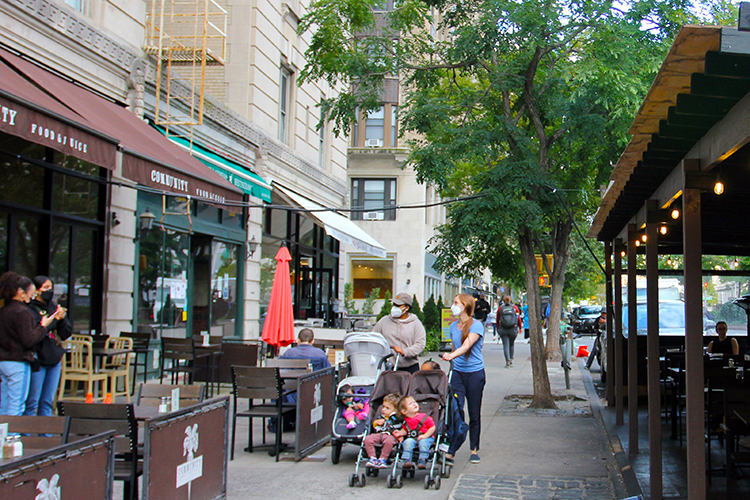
{"left": 442, "top": 332, "right": 481, "bottom": 361}
{"left": 419, "top": 425, "right": 436, "bottom": 440}
{"left": 12, "top": 311, "right": 48, "bottom": 349}
{"left": 401, "top": 320, "right": 426, "bottom": 358}
{"left": 56, "top": 313, "right": 73, "bottom": 341}
{"left": 732, "top": 338, "right": 740, "bottom": 356}
{"left": 707, "top": 341, "right": 714, "bottom": 354}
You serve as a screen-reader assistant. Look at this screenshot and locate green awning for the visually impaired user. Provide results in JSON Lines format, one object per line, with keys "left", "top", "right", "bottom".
{"left": 164, "top": 134, "right": 272, "bottom": 202}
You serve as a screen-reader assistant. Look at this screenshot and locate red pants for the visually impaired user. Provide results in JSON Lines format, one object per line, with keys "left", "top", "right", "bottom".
{"left": 363, "top": 432, "right": 398, "bottom": 459}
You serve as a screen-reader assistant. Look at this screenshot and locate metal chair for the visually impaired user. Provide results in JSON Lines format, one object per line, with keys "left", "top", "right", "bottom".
{"left": 58, "top": 339, "right": 109, "bottom": 402}
{"left": 121, "top": 331, "right": 152, "bottom": 394}
{"left": 0, "top": 415, "right": 67, "bottom": 449}
{"left": 101, "top": 336, "right": 134, "bottom": 402}
{"left": 160, "top": 337, "right": 211, "bottom": 385}
{"left": 136, "top": 383, "right": 205, "bottom": 407}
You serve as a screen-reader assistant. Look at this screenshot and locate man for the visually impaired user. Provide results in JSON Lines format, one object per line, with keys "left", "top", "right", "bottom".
{"left": 372, "top": 292, "right": 426, "bottom": 374}
{"left": 474, "top": 293, "right": 491, "bottom": 325}
{"left": 280, "top": 328, "right": 331, "bottom": 371}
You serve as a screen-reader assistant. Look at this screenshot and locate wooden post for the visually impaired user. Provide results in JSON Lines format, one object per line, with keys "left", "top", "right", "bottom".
{"left": 605, "top": 240, "right": 614, "bottom": 405}
{"left": 627, "top": 224, "right": 638, "bottom": 455}
{"left": 646, "top": 200, "right": 662, "bottom": 500}
{"left": 614, "top": 239, "right": 624, "bottom": 426}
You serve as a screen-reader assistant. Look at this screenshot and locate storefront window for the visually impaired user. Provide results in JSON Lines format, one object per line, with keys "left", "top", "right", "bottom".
{"left": 0, "top": 156, "right": 45, "bottom": 208}
{"left": 52, "top": 173, "right": 99, "bottom": 219}
{"left": 13, "top": 216, "right": 39, "bottom": 279}
{"left": 211, "top": 241, "right": 238, "bottom": 337}
{"left": 49, "top": 224, "right": 71, "bottom": 306}
{"left": 351, "top": 259, "right": 393, "bottom": 299}
{"left": 72, "top": 227, "right": 96, "bottom": 332}
{"left": 0, "top": 213, "right": 6, "bottom": 275}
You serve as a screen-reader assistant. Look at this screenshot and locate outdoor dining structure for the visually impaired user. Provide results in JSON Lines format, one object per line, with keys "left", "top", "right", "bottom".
{"left": 589, "top": 23, "right": 750, "bottom": 500}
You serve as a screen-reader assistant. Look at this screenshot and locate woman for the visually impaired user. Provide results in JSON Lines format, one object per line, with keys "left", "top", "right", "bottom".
{"left": 372, "top": 292, "right": 426, "bottom": 374}
{"left": 0, "top": 271, "right": 60, "bottom": 415}
{"left": 24, "top": 276, "right": 72, "bottom": 417}
{"left": 708, "top": 321, "right": 739, "bottom": 356}
{"left": 441, "top": 292, "right": 485, "bottom": 464}
{"left": 496, "top": 295, "right": 519, "bottom": 367}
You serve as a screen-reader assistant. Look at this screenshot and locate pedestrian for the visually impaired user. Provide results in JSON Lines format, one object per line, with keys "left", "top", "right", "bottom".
{"left": 0, "top": 272, "right": 61, "bottom": 416}
{"left": 24, "top": 276, "right": 72, "bottom": 417}
{"left": 496, "top": 295, "right": 519, "bottom": 367}
{"left": 522, "top": 301, "right": 530, "bottom": 342}
{"left": 441, "top": 292, "right": 485, "bottom": 464}
{"left": 473, "top": 293, "right": 491, "bottom": 325}
{"left": 487, "top": 302, "right": 498, "bottom": 341}
{"left": 372, "top": 292, "right": 426, "bottom": 374}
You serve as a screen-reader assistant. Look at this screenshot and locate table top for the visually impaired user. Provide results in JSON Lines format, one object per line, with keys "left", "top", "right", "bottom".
{"left": 0, "top": 447, "right": 45, "bottom": 466}
{"left": 91, "top": 347, "right": 134, "bottom": 357}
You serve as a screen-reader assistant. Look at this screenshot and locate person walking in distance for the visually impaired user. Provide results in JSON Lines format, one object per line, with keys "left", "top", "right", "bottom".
{"left": 496, "top": 295, "right": 519, "bottom": 367}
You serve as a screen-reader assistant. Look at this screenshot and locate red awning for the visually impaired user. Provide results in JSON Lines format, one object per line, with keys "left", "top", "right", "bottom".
{"left": 0, "top": 57, "right": 117, "bottom": 169}
{"left": 0, "top": 49, "right": 243, "bottom": 209}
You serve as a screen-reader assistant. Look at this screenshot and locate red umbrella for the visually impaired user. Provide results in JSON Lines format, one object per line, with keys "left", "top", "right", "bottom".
{"left": 262, "top": 244, "right": 295, "bottom": 348}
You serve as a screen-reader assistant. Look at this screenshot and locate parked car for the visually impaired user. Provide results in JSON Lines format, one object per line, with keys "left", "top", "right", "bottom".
{"left": 570, "top": 305, "right": 603, "bottom": 336}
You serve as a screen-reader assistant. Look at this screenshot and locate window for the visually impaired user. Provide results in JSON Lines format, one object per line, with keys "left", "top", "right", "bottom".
{"left": 319, "top": 120, "right": 326, "bottom": 167}
{"left": 65, "top": 0, "right": 84, "bottom": 11}
{"left": 279, "top": 67, "right": 293, "bottom": 143}
{"left": 351, "top": 178, "right": 396, "bottom": 220}
{"left": 352, "top": 107, "right": 360, "bottom": 147}
{"left": 352, "top": 104, "right": 399, "bottom": 147}
{"left": 391, "top": 106, "right": 398, "bottom": 147}
{"left": 365, "top": 107, "right": 385, "bottom": 147}
{"left": 352, "top": 259, "right": 393, "bottom": 299}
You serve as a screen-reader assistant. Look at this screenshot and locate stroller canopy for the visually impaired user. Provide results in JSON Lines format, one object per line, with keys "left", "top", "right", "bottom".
{"left": 344, "top": 331, "right": 391, "bottom": 378}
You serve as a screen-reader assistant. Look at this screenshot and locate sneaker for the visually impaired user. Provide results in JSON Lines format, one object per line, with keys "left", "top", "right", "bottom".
{"left": 403, "top": 461, "right": 414, "bottom": 469}
{"left": 444, "top": 457, "right": 454, "bottom": 466}
{"left": 510, "top": 359, "right": 514, "bottom": 365}
{"left": 346, "top": 420, "right": 357, "bottom": 429}
{"left": 470, "top": 453, "right": 481, "bottom": 464}
{"left": 366, "top": 457, "right": 379, "bottom": 468}
{"left": 417, "top": 460, "right": 427, "bottom": 469}
{"left": 377, "top": 458, "right": 388, "bottom": 468}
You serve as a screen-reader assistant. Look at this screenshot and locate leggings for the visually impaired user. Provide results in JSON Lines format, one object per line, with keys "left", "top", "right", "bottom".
{"left": 449, "top": 369, "right": 485, "bottom": 453}
{"left": 364, "top": 432, "right": 398, "bottom": 458}
{"left": 499, "top": 329, "right": 518, "bottom": 364}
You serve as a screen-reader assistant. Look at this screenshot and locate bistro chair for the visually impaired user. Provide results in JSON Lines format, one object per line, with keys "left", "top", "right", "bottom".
{"left": 217, "top": 341, "right": 259, "bottom": 387}
{"left": 0, "top": 415, "right": 67, "bottom": 449}
{"left": 57, "top": 401, "right": 142, "bottom": 500}
{"left": 230, "top": 366, "right": 295, "bottom": 461}
{"left": 266, "top": 358, "right": 310, "bottom": 393}
{"left": 101, "top": 336, "right": 134, "bottom": 402}
{"left": 58, "top": 339, "right": 109, "bottom": 402}
{"left": 121, "top": 331, "right": 152, "bottom": 394}
{"left": 720, "top": 384, "right": 750, "bottom": 478}
{"left": 136, "top": 383, "right": 205, "bottom": 407}
{"left": 160, "top": 337, "right": 211, "bottom": 385}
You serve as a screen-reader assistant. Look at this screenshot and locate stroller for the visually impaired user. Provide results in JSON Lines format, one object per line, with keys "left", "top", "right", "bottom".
{"left": 347, "top": 370, "right": 411, "bottom": 487}
{"left": 331, "top": 331, "right": 392, "bottom": 464}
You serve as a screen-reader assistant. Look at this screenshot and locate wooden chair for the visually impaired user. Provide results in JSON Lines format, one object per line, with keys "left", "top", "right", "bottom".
{"left": 101, "top": 336, "right": 133, "bottom": 402}
{"left": 121, "top": 331, "right": 152, "bottom": 395}
{"left": 720, "top": 385, "right": 750, "bottom": 478}
{"left": 0, "top": 415, "right": 67, "bottom": 449}
{"left": 57, "top": 401, "right": 142, "bottom": 500}
{"left": 58, "top": 339, "right": 109, "bottom": 402}
{"left": 217, "top": 341, "right": 259, "bottom": 385}
{"left": 266, "top": 358, "right": 310, "bottom": 392}
{"left": 160, "top": 337, "right": 211, "bottom": 385}
{"left": 136, "top": 383, "right": 205, "bottom": 407}
{"left": 231, "top": 366, "right": 295, "bottom": 461}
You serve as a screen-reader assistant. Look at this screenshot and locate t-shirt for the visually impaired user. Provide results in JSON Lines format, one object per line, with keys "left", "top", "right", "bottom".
{"left": 403, "top": 413, "right": 435, "bottom": 436}
{"left": 449, "top": 318, "right": 484, "bottom": 372}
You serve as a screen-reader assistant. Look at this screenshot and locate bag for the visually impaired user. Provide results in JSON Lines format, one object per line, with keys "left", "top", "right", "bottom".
{"left": 499, "top": 304, "right": 517, "bottom": 328}
{"left": 37, "top": 335, "right": 66, "bottom": 366}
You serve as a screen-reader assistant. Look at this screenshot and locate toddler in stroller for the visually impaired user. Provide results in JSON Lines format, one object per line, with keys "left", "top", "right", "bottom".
{"left": 363, "top": 393, "right": 402, "bottom": 468}
{"left": 398, "top": 395, "right": 436, "bottom": 469}
{"left": 342, "top": 385, "right": 370, "bottom": 429}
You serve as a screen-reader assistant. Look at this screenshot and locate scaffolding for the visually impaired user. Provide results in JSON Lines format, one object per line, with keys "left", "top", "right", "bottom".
{"left": 144, "top": 0, "right": 227, "bottom": 129}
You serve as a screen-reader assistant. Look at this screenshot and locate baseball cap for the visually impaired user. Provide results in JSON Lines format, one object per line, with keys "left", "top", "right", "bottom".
{"left": 392, "top": 293, "right": 413, "bottom": 307}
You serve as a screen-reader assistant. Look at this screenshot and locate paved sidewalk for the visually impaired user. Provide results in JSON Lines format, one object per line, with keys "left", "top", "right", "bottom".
{"left": 227, "top": 336, "right": 632, "bottom": 499}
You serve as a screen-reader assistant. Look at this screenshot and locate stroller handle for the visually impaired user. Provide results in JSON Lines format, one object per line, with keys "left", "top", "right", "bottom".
{"left": 376, "top": 352, "right": 394, "bottom": 371}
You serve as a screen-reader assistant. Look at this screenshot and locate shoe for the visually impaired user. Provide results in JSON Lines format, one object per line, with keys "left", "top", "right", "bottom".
{"left": 510, "top": 359, "right": 514, "bottom": 365}
{"left": 444, "top": 457, "right": 454, "bottom": 466}
{"left": 505, "top": 363, "right": 511, "bottom": 368}
{"left": 417, "top": 460, "right": 427, "bottom": 469}
{"left": 470, "top": 453, "right": 481, "bottom": 463}
{"left": 366, "top": 457, "right": 379, "bottom": 468}
{"left": 403, "top": 461, "right": 414, "bottom": 469}
{"left": 377, "top": 458, "right": 388, "bottom": 468}
{"left": 346, "top": 420, "right": 357, "bottom": 429}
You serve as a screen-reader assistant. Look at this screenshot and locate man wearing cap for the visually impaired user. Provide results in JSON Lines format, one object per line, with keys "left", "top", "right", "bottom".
{"left": 372, "top": 292, "right": 426, "bottom": 374}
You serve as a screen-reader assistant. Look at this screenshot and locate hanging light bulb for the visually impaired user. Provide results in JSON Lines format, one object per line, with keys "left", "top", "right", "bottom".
{"left": 641, "top": 234, "right": 648, "bottom": 243}
{"left": 734, "top": 258, "right": 739, "bottom": 269}
{"left": 659, "top": 226, "right": 667, "bottom": 235}
{"left": 635, "top": 240, "right": 641, "bottom": 247}
{"left": 621, "top": 251, "right": 626, "bottom": 257}
{"left": 671, "top": 208, "right": 680, "bottom": 220}
{"left": 714, "top": 179, "right": 724, "bottom": 195}
{"left": 667, "top": 258, "right": 672, "bottom": 266}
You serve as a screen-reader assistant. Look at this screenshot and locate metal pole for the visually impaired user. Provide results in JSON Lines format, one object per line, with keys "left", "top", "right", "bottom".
{"left": 605, "top": 240, "right": 614, "bottom": 405}
{"left": 627, "top": 224, "right": 639, "bottom": 456}
{"left": 646, "top": 200, "right": 662, "bottom": 500}
{"left": 614, "top": 239, "right": 624, "bottom": 426}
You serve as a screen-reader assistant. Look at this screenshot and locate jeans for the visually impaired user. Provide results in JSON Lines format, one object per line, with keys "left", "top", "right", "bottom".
{"left": 24, "top": 362, "right": 62, "bottom": 416}
{"left": 450, "top": 369, "right": 485, "bottom": 453}
{"left": 401, "top": 436, "right": 435, "bottom": 462}
{"left": 499, "top": 328, "right": 518, "bottom": 364}
{"left": 0, "top": 361, "right": 31, "bottom": 416}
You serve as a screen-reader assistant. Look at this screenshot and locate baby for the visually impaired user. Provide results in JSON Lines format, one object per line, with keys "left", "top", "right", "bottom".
{"left": 341, "top": 385, "right": 369, "bottom": 429}
{"left": 420, "top": 359, "right": 442, "bottom": 371}
{"left": 399, "top": 395, "right": 436, "bottom": 469}
{"left": 363, "top": 393, "right": 403, "bottom": 468}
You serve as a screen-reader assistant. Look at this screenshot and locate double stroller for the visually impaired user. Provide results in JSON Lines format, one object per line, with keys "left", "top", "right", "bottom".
{"left": 348, "top": 368, "right": 453, "bottom": 490}
{"left": 330, "top": 331, "right": 392, "bottom": 464}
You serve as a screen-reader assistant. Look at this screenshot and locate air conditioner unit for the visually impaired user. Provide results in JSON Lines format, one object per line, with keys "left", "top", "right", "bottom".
{"left": 363, "top": 211, "right": 385, "bottom": 220}
{"left": 365, "top": 138, "right": 383, "bottom": 147}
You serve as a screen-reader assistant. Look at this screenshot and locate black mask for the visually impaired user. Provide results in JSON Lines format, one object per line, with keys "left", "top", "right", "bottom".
{"left": 40, "top": 290, "right": 54, "bottom": 302}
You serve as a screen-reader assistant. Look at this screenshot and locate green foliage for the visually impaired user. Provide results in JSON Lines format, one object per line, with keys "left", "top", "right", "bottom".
{"left": 361, "top": 287, "right": 380, "bottom": 315}
{"left": 377, "top": 290, "right": 392, "bottom": 321}
{"left": 423, "top": 295, "right": 440, "bottom": 332}
{"left": 425, "top": 329, "right": 441, "bottom": 352}
{"left": 437, "top": 296, "right": 445, "bottom": 311}
{"left": 411, "top": 295, "right": 425, "bottom": 323}
{"left": 717, "top": 301, "right": 747, "bottom": 326}
{"left": 344, "top": 282, "right": 358, "bottom": 315}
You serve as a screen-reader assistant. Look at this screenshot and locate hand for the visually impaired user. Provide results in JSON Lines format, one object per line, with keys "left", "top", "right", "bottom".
{"left": 40, "top": 315, "right": 55, "bottom": 328}
{"left": 374, "top": 419, "right": 385, "bottom": 427}
{"left": 54, "top": 306, "right": 66, "bottom": 320}
{"left": 441, "top": 352, "right": 453, "bottom": 361}
{"left": 417, "top": 435, "right": 425, "bottom": 441}
{"left": 392, "top": 346, "right": 405, "bottom": 356}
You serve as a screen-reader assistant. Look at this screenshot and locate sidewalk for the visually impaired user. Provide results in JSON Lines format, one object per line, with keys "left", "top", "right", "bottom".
{"left": 227, "top": 336, "right": 634, "bottom": 499}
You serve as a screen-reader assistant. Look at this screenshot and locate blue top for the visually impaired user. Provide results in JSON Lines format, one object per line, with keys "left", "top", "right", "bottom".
{"left": 280, "top": 344, "right": 331, "bottom": 371}
{"left": 450, "top": 318, "right": 485, "bottom": 372}
{"left": 522, "top": 304, "right": 529, "bottom": 329}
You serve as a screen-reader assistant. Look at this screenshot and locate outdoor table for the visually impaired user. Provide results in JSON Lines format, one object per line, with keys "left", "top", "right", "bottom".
{"left": 91, "top": 346, "right": 135, "bottom": 372}
{"left": 0, "top": 448, "right": 45, "bottom": 466}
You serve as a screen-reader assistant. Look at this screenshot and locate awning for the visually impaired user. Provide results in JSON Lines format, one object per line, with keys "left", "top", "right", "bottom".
{"left": 0, "top": 48, "right": 243, "bottom": 209}
{"left": 275, "top": 185, "right": 387, "bottom": 258}
{"left": 165, "top": 134, "right": 272, "bottom": 202}
{"left": 0, "top": 54, "right": 117, "bottom": 168}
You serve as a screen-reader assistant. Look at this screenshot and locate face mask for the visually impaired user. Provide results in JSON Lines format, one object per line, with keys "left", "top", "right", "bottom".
{"left": 391, "top": 306, "right": 404, "bottom": 318}
{"left": 451, "top": 304, "right": 463, "bottom": 317}
{"left": 40, "top": 290, "right": 54, "bottom": 302}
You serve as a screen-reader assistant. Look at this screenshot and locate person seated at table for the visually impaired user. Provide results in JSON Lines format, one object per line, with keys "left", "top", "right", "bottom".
{"left": 708, "top": 321, "right": 739, "bottom": 356}
{"left": 280, "top": 328, "right": 331, "bottom": 371}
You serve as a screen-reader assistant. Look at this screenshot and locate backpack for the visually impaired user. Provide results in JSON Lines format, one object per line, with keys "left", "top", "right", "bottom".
{"left": 499, "top": 304, "right": 517, "bottom": 328}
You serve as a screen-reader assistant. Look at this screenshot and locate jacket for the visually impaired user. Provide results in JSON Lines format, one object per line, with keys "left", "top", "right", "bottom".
{"left": 0, "top": 300, "right": 48, "bottom": 363}
{"left": 372, "top": 313, "right": 426, "bottom": 368}
{"left": 28, "top": 299, "right": 72, "bottom": 342}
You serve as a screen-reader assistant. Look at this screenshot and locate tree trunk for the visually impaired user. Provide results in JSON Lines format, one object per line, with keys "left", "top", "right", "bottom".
{"left": 520, "top": 229, "right": 556, "bottom": 409}
{"left": 542, "top": 221, "right": 572, "bottom": 362}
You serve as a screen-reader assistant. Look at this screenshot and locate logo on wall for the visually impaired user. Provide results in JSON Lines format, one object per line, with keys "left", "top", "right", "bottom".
{"left": 176, "top": 424, "right": 203, "bottom": 498}
{"left": 35, "top": 474, "right": 61, "bottom": 500}
{"left": 310, "top": 382, "right": 323, "bottom": 426}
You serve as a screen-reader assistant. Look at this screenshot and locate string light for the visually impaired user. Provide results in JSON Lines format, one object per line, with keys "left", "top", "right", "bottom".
{"left": 670, "top": 208, "right": 680, "bottom": 219}
{"left": 659, "top": 226, "right": 667, "bottom": 235}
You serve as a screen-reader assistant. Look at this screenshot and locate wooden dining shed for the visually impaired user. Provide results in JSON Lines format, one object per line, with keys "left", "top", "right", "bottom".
{"left": 589, "top": 25, "right": 750, "bottom": 500}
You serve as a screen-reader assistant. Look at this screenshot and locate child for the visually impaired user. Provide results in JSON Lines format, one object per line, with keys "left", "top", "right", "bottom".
{"left": 420, "top": 359, "right": 442, "bottom": 371}
{"left": 398, "top": 395, "right": 436, "bottom": 469}
{"left": 341, "top": 385, "right": 369, "bottom": 429}
{"left": 363, "top": 393, "right": 403, "bottom": 468}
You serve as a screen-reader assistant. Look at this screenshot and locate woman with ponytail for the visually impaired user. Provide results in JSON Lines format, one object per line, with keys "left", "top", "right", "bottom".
{"left": 441, "top": 293, "right": 486, "bottom": 464}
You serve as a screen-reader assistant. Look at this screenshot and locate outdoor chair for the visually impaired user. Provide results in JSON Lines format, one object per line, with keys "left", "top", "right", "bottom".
{"left": 121, "top": 331, "right": 152, "bottom": 395}
{"left": 0, "top": 415, "right": 67, "bottom": 449}
{"left": 136, "top": 383, "right": 205, "bottom": 407}
{"left": 230, "top": 366, "right": 295, "bottom": 461}
{"left": 101, "top": 336, "right": 134, "bottom": 402}
{"left": 57, "top": 401, "right": 142, "bottom": 500}
{"left": 720, "top": 385, "right": 750, "bottom": 478}
{"left": 58, "top": 339, "right": 109, "bottom": 402}
{"left": 266, "top": 358, "right": 310, "bottom": 393}
{"left": 160, "top": 337, "right": 211, "bottom": 385}
{"left": 217, "top": 341, "right": 259, "bottom": 386}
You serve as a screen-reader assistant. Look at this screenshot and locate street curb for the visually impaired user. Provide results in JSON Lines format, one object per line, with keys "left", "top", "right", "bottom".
{"left": 580, "top": 359, "right": 643, "bottom": 499}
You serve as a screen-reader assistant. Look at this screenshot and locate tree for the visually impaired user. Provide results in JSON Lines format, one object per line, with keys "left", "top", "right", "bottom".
{"left": 362, "top": 287, "right": 380, "bottom": 314}
{"left": 344, "top": 282, "right": 358, "bottom": 315}
{"left": 411, "top": 295, "right": 425, "bottom": 323}
{"left": 423, "top": 294, "right": 440, "bottom": 332}
{"left": 377, "top": 290, "right": 392, "bottom": 321}
{"left": 300, "top": 0, "right": 701, "bottom": 408}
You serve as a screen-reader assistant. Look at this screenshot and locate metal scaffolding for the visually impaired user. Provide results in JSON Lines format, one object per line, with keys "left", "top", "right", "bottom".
{"left": 144, "top": 0, "right": 227, "bottom": 128}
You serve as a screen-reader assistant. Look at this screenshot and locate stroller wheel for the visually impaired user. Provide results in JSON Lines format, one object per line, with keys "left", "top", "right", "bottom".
{"left": 331, "top": 440, "right": 342, "bottom": 465}
{"left": 348, "top": 474, "right": 356, "bottom": 487}
{"left": 424, "top": 475, "right": 431, "bottom": 489}
{"left": 372, "top": 468, "right": 380, "bottom": 477}
{"left": 434, "top": 475, "right": 441, "bottom": 490}
{"left": 386, "top": 474, "right": 394, "bottom": 488}
{"left": 359, "top": 473, "right": 367, "bottom": 487}
{"left": 443, "top": 465, "right": 451, "bottom": 478}
{"left": 408, "top": 469, "right": 415, "bottom": 479}
{"left": 396, "top": 474, "right": 403, "bottom": 488}
{"left": 365, "top": 467, "right": 372, "bottom": 476}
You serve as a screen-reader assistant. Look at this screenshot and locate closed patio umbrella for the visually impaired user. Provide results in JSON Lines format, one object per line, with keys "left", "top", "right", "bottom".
{"left": 262, "top": 244, "right": 295, "bottom": 348}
